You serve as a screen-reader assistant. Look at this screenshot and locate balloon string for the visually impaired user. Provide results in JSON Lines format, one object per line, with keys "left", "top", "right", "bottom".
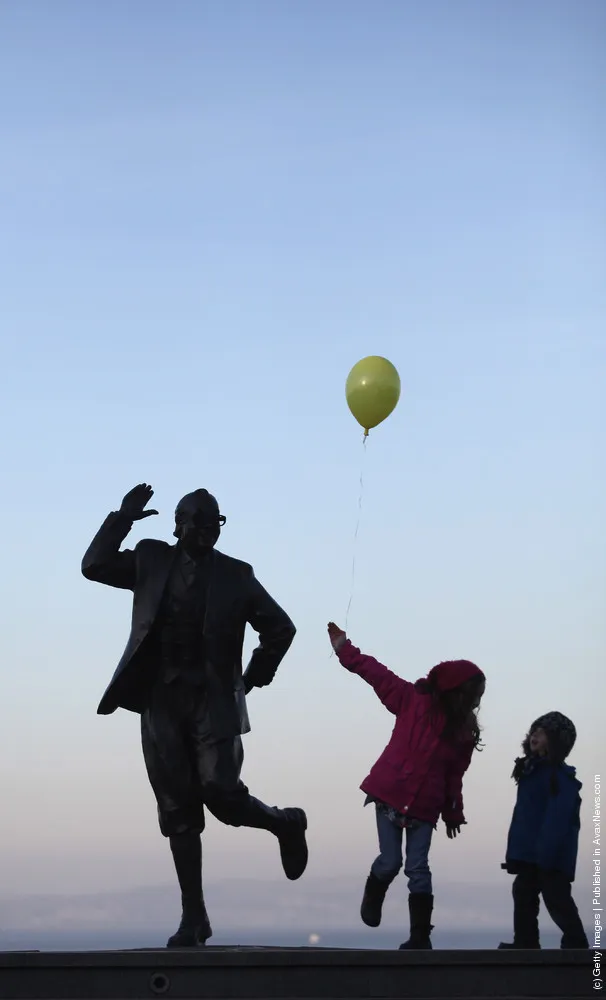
{"left": 344, "top": 435, "right": 367, "bottom": 632}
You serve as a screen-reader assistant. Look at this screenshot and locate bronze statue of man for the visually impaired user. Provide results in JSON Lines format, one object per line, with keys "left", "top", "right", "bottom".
{"left": 82, "top": 484, "right": 307, "bottom": 947}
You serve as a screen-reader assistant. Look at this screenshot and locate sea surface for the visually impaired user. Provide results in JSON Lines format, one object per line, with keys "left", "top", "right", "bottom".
{"left": 0, "top": 927, "right": 566, "bottom": 952}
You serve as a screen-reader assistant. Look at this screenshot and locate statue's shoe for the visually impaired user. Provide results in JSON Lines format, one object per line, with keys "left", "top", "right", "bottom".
{"left": 166, "top": 911, "right": 212, "bottom": 948}
{"left": 277, "top": 807, "right": 308, "bottom": 880}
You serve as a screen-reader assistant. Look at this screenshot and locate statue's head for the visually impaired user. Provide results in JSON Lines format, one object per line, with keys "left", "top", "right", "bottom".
{"left": 174, "top": 489, "right": 225, "bottom": 555}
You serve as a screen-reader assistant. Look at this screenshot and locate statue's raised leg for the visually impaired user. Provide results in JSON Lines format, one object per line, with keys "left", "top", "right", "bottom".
{"left": 199, "top": 736, "right": 309, "bottom": 880}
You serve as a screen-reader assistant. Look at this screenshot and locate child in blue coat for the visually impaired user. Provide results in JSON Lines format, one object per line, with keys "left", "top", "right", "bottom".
{"left": 499, "top": 711, "right": 588, "bottom": 949}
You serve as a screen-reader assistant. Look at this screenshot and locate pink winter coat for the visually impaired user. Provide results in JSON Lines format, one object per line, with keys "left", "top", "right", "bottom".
{"left": 338, "top": 641, "right": 476, "bottom": 826}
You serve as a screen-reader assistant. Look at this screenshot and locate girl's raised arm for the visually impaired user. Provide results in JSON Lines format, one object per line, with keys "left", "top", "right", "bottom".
{"left": 328, "top": 623, "right": 412, "bottom": 716}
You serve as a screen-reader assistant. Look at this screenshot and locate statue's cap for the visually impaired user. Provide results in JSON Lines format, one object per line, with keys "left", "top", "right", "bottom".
{"left": 175, "top": 489, "right": 220, "bottom": 520}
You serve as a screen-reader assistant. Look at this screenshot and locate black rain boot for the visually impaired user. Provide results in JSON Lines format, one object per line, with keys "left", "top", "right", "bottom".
{"left": 243, "top": 798, "right": 309, "bottom": 881}
{"left": 399, "top": 893, "right": 434, "bottom": 950}
{"left": 167, "top": 832, "right": 212, "bottom": 948}
{"left": 560, "top": 930, "right": 589, "bottom": 949}
{"left": 498, "top": 941, "right": 541, "bottom": 949}
{"left": 360, "top": 872, "right": 392, "bottom": 928}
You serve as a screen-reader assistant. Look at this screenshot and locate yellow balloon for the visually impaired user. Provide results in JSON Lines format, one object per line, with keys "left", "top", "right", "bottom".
{"left": 345, "top": 356, "right": 401, "bottom": 436}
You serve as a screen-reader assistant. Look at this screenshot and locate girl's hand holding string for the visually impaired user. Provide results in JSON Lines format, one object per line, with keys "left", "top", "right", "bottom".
{"left": 327, "top": 622, "right": 347, "bottom": 653}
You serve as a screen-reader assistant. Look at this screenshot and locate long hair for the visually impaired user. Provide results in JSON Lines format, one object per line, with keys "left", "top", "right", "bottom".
{"left": 415, "top": 674, "right": 484, "bottom": 750}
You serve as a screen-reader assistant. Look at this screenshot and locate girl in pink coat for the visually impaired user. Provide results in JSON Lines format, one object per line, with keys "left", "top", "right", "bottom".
{"left": 328, "top": 622, "right": 485, "bottom": 950}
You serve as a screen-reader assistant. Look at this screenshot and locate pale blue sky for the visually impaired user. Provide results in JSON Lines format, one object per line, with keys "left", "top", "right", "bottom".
{"left": 0, "top": 0, "right": 603, "bottom": 932}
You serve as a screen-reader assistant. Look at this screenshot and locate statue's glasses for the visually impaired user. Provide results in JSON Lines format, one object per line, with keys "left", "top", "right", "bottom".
{"left": 191, "top": 514, "right": 227, "bottom": 529}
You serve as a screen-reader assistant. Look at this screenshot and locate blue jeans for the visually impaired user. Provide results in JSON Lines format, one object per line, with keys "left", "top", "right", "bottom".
{"left": 371, "top": 806, "right": 433, "bottom": 894}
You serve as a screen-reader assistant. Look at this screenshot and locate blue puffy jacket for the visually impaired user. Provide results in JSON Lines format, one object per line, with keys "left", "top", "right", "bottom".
{"left": 504, "top": 757, "right": 582, "bottom": 881}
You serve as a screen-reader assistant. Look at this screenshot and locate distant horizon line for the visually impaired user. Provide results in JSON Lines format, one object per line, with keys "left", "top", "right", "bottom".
{"left": 0, "top": 927, "right": 575, "bottom": 946}
{"left": 1, "top": 874, "right": 507, "bottom": 902}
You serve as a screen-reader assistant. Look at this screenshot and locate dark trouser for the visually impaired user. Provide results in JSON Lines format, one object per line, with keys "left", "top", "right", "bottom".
{"left": 512, "top": 866, "right": 588, "bottom": 948}
{"left": 140, "top": 678, "right": 280, "bottom": 838}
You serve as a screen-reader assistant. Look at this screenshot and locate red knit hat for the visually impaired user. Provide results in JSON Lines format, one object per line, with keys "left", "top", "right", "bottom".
{"left": 425, "top": 659, "right": 484, "bottom": 692}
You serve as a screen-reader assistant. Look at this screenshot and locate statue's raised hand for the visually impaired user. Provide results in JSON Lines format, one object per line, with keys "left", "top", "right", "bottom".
{"left": 120, "top": 484, "right": 159, "bottom": 521}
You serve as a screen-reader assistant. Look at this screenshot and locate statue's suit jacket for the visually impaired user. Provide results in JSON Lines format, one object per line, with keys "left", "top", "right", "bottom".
{"left": 82, "top": 511, "right": 296, "bottom": 739}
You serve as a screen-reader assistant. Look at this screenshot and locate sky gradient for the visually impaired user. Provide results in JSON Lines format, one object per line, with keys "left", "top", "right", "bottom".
{"left": 0, "top": 0, "right": 603, "bottom": 936}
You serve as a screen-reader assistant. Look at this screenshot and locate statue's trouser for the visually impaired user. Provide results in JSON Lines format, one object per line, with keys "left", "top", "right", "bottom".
{"left": 140, "top": 678, "right": 308, "bottom": 943}
{"left": 140, "top": 678, "right": 295, "bottom": 836}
